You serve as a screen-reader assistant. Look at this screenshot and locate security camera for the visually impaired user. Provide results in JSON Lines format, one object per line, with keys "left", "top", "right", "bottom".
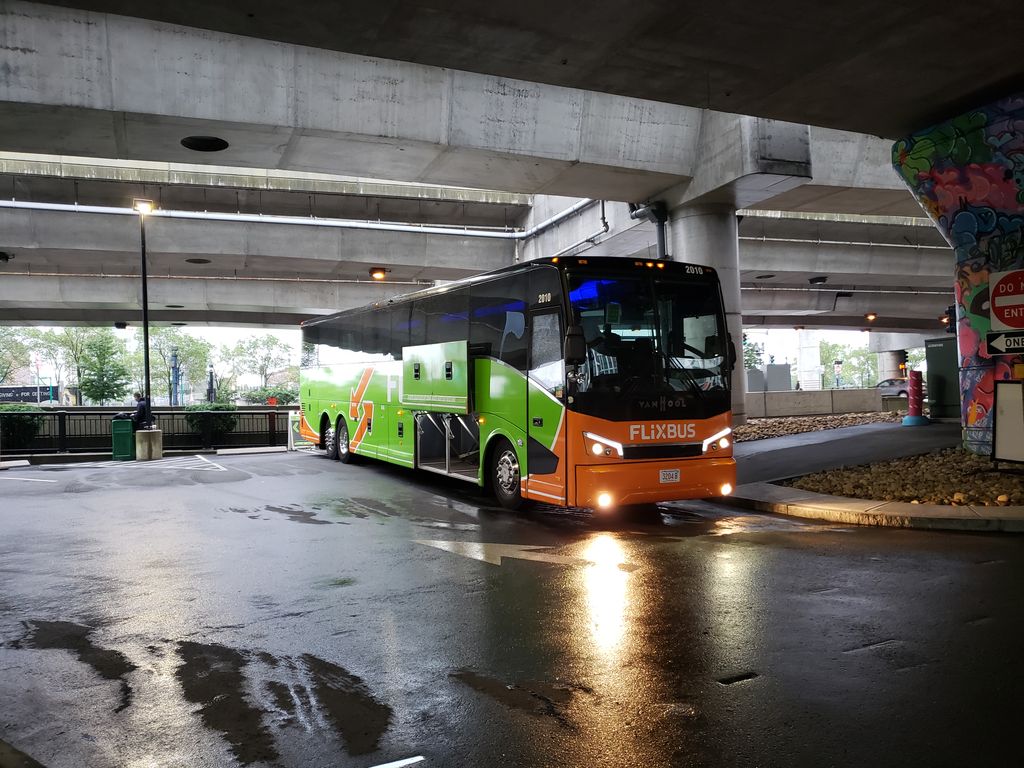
{"left": 0, "top": 251, "right": 12, "bottom": 263}
{"left": 114, "top": 321, "right": 128, "bottom": 330}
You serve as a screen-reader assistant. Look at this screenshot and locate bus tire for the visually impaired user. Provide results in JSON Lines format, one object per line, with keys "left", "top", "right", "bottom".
{"left": 324, "top": 420, "right": 340, "bottom": 460}
{"left": 490, "top": 437, "right": 523, "bottom": 510}
{"left": 336, "top": 417, "right": 356, "bottom": 464}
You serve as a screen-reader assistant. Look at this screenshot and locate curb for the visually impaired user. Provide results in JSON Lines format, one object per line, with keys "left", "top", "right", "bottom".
{"left": 732, "top": 482, "right": 1024, "bottom": 533}
{"left": 0, "top": 459, "right": 31, "bottom": 470}
{"left": 215, "top": 446, "right": 289, "bottom": 455}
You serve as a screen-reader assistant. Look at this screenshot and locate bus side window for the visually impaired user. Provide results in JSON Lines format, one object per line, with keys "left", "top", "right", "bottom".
{"left": 470, "top": 274, "right": 529, "bottom": 371}
{"left": 530, "top": 312, "right": 563, "bottom": 392}
{"left": 423, "top": 292, "right": 469, "bottom": 343}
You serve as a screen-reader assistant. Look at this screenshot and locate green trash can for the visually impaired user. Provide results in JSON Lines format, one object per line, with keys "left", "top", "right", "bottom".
{"left": 112, "top": 419, "right": 136, "bottom": 461}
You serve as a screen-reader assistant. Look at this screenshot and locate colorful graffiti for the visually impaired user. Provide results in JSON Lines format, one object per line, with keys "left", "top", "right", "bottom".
{"left": 893, "top": 94, "right": 1024, "bottom": 453}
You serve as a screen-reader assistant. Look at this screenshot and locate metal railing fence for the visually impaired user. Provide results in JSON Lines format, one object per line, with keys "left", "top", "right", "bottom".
{"left": 0, "top": 406, "right": 297, "bottom": 457}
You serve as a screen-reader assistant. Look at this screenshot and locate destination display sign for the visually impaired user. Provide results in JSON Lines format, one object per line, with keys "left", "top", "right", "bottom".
{"left": 987, "top": 330, "right": 1024, "bottom": 355}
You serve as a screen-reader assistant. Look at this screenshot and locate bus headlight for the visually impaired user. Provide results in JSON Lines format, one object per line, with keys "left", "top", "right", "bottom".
{"left": 702, "top": 427, "right": 732, "bottom": 453}
{"left": 584, "top": 432, "right": 623, "bottom": 458}
{"left": 720, "top": 483, "right": 733, "bottom": 495}
{"left": 597, "top": 492, "right": 614, "bottom": 509}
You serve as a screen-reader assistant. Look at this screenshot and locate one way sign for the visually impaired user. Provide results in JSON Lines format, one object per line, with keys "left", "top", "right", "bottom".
{"left": 987, "top": 331, "right": 1024, "bottom": 354}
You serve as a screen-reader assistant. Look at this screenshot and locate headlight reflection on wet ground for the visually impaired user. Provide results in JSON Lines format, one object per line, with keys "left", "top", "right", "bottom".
{"left": 581, "top": 534, "right": 629, "bottom": 655}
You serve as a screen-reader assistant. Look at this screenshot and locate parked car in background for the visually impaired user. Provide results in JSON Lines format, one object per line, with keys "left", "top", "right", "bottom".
{"left": 875, "top": 378, "right": 909, "bottom": 397}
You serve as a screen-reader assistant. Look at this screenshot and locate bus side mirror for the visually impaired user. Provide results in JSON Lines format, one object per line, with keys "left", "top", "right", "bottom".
{"left": 564, "top": 325, "right": 586, "bottom": 365}
{"left": 727, "top": 334, "right": 737, "bottom": 371}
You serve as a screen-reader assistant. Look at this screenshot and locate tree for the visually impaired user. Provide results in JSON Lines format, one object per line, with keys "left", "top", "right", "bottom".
{"left": 0, "top": 330, "right": 29, "bottom": 385}
{"left": 819, "top": 340, "right": 846, "bottom": 387}
{"left": 54, "top": 327, "right": 102, "bottom": 391}
{"left": 742, "top": 334, "right": 764, "bottom": 370}
{"left": 136, "top": 328, "right": 213, "bottom": 403}
{"left": 22, "top": 329, "right": 69, "bottom": 391}
{"left": 79, "top": 331, "right": 131, "bottom": 405}
{"left": 843, "top": 347, "right": 879, "bottom": 388}
{"left": 907, "top": 347, "right": 926, "bottom": 372}
{"left": 233, "top": 335, "right": 296, "bottom": 387}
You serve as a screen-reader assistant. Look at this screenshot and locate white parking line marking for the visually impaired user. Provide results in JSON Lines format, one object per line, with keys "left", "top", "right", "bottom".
{"left": 369, "top": 757, "right": 425, "bottom": 768}
{"left": 0, "top": 476, "right": 57, "bottom": 483}
{"left": 194, "top": 454, "right": 228, "bottom": 471}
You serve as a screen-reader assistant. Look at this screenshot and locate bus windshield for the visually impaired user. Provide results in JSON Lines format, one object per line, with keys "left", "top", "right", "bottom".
{"left": 566, "top": 268, "right": 730, "bottom": 421}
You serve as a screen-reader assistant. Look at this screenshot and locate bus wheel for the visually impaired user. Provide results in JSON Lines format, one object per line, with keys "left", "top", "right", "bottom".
{"left": 336, "top": 418, "right": 356, "bottom": 464}
{"left": 324, "top": 423, "right": 340, "bottom": 460}
{"left": 490, "top": 438, "right": 522, "bottom": 510}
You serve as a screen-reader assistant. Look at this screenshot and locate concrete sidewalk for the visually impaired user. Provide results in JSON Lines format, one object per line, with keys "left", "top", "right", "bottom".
{"left": 732, "top": 481, "right": 1024, "bottom": 532}
{"left": 732, "top": 422, "right": 1024, "bottom": 532}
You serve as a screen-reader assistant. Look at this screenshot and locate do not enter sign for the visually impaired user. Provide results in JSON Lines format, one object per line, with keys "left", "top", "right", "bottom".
{"left": 991, "top": 270, "right": 1024, "bottom": 331}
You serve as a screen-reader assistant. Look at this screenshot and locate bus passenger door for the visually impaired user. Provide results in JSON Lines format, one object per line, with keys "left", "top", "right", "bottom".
{"left": 526, "top": 309, "right": 567, "bottom": 505}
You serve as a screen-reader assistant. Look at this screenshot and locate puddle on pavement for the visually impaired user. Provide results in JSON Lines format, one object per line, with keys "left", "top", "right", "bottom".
{"left": 451, "top": 669, "right": 592, "bottom": 726}
{"left": 222, "top": 504, "right": 334, "bottom": 525}
{"left": 0, "top": 737, "right": 46, "bottom": 768}
{"left": 12, "top": 620, "right": 136, "bottom": 712}
{"left": 175, "top": 641, "right": 279, "bottom": 765}
{"left": 173, "top": 642, "right": 393, "bottom": 763}
{"left": 300, "top": 653, "right": 392, "bottom": 755}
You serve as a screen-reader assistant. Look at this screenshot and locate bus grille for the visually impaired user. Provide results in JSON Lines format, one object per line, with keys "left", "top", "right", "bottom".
{"left": 622, "top": 443, "right": 703, "bottom": 460}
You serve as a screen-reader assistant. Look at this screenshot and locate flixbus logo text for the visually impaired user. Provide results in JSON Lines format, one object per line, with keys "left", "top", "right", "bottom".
{"left": 629, "top": 423, "right": 696, "bottom": 441}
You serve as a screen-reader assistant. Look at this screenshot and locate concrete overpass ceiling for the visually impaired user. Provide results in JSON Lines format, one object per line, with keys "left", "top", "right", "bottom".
{"left": 36, "top": 1, "right": 1024, "bottom": 138}
{"left": 1, "top": 173, "right": 529, "bottom": 228}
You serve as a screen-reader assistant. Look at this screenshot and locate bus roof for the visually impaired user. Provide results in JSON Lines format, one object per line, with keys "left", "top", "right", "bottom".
{"left": 301, "top": 256, "right": 718, "bottom": 328}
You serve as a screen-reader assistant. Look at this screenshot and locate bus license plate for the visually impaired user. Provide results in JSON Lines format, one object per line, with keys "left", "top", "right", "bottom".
{"left": 660, "top": 469, "right": 680, "bottom": 484}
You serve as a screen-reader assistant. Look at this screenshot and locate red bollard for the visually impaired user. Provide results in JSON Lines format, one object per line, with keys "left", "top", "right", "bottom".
{"left": 903, "top": 370, "right": 929, "bottom": 426}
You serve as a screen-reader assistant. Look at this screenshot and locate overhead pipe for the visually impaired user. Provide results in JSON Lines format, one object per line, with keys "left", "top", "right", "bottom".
{"left": 628, "top": 201, "right": 669, "bottom": 259}
{"left": 0, "top": 197, "right": 598, "bottom": 242}
{"left": 549, "top": 201, "right": 609, "bottom": 258}
{"left": 739, "top": 234, "right": 949, "bottom": 251}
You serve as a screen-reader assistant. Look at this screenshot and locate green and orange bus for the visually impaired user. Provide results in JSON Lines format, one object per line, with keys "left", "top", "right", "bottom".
{"left": 299, "top": 256, "right": 736, "bottom": 510}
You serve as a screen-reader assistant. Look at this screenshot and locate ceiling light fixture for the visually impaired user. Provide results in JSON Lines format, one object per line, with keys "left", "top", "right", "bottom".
{"left": 864, "top": 312, "right": 878, "bottom": 322}
{"left": 369, "top": 267, "right": 390, "bottom": 280}
{"left": 132, "top": 198, "right": 153, "bottom": 214}
{"left": 808, "top": 275, "right": 828, "bottom": 285}
{"left": 181, "top": 135, "right": 229, "bottom": 152}
{"left": 755, "top": 274, "right": 775, "bottom": 280}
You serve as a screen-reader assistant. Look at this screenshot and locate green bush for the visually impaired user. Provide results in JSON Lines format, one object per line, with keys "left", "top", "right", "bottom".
{"left": 184, "top": 402, "right": 237, "bottom": 437}
{"left": 0, "top": 404, "right": 45, "bottom": 449}
{"left": 241, "top": 386, "right": 298, "bottom": 405}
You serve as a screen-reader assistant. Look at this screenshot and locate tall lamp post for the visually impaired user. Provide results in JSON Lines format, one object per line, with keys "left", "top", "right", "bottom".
{"left": 133, "top": 198, "right": 154, "bottom": 410}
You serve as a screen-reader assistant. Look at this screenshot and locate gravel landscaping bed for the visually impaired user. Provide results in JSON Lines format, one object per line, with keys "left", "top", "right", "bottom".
{"left": 734, "top": 411, "right": 902, "bottom": 442}
{"left": 784, "top": 448, "right": 1024, "bottom": 507}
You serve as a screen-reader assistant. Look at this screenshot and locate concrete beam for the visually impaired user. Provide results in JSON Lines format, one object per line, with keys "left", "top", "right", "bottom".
{"left": 0, "top": 206, "right": 514, "bottom": 280}
{"left": 0, "top": 0, "right": 697, "bottom": 200}
{"left": 0, "top": 273, "right": 405, "bottom": 322}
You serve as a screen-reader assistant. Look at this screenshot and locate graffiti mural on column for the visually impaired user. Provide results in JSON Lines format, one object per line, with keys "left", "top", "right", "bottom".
{"left": 893, "top": 94, "right": 1024, "bottom": 453}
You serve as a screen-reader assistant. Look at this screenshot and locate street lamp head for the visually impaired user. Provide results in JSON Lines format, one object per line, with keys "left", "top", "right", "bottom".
{"left": 133, "top": 198, "right": 154, "bottom": 215}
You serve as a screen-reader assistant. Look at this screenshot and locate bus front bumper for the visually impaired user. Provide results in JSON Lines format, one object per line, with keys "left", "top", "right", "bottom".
{"left": 575, "top": 457, "right": 736, "bottom": 509}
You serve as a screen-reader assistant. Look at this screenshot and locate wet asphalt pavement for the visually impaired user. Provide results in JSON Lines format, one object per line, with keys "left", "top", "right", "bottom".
{"left": 1, "top": 451, "right": 1023, "bottom": 767}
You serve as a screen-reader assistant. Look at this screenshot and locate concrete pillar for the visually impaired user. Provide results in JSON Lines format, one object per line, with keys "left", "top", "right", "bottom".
{"left": 797, "top": 329, "right": 822, "bottom": 390}
{"left": 669, "top": 203, "right": 747, "bottom": 424}
{"left": 878, "top": 350, "right": 905, "bottom": 381}
{"left": 893, "top": 93, "right": 1024, "bottom": 453}
{"left": 135, "top": 430, "right": 164, "bottom": 461}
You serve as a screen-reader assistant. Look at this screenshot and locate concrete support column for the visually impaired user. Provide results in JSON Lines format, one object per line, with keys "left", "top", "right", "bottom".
{"left": 669, "top": 203, "right": 746, "bottom": 425}
{"left": 893, "top": 93, "right": 1024, "bottom": 453}
{"left": 878, "top": 350, "right": 906, "bottom": 381}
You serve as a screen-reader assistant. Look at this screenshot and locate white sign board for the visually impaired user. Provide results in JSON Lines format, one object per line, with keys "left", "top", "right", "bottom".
{"left": 993, "top": 381, "right": 1024, "bottom": 463}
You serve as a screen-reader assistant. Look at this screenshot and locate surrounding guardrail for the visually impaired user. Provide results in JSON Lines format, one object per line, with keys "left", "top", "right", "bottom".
{"left": 0, "top": 406, "right": 297, "bottom": 457}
